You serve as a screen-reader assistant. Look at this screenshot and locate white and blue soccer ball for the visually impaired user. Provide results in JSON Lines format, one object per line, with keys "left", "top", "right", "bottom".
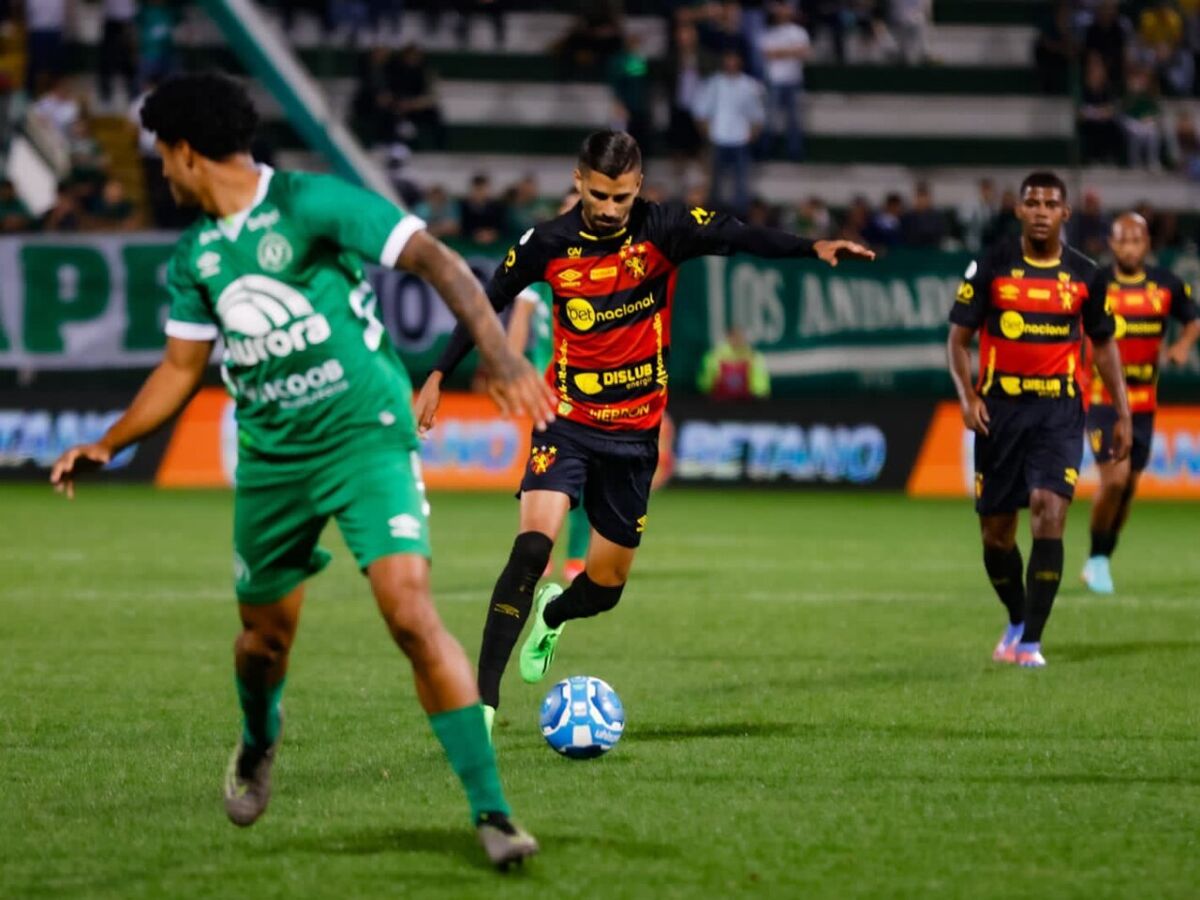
{"left": 539, "top": 676, "right": 625, "bottom": 758}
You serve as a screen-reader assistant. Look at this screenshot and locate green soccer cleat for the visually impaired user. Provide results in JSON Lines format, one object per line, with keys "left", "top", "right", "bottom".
{"left": 223, "top": 736, "right": 279, "bottom": 827}
{"left": 476, "top": 812, "right": 539, "bottom": 870}
{"left": 483, "top": 704, "right": 496, "bottom": 739}
{"left": 519, "top": 582, "right": 564, "bottom": 684}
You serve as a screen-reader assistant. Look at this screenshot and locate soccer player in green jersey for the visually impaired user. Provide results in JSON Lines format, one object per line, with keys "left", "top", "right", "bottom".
{"left": 49, "top": 74, "right": 554, "bottom": 869}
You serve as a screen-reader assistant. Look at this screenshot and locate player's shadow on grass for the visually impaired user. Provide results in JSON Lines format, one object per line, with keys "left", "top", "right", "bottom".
{"left": 1054, "top": 639, "right": 1199, "bottom": 662}
{"left": 274, "top": 826, "right": 489, "bottom": 871}
{"left": 632, "top": 721, "right": 801, "bottom": 742}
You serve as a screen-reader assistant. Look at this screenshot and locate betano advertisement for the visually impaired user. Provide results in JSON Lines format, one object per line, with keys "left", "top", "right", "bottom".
{"left": 908, "top": 402, "right": 1200, "bottom": 500}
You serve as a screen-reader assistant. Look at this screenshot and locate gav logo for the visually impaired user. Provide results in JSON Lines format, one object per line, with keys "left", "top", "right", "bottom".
{"left": 217, "top": 275, "right": 331, "bottom": 366}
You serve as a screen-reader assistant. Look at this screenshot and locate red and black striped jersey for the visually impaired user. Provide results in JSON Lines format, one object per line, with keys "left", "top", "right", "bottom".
{"left": 435, "top": 199, "right": 816, "bottom": 435}
{"left": 949, "top": 238, "right": 1111, "bottom": 401}
{"left": 1084, "top": 265, "right": 1198, "bottom": 413}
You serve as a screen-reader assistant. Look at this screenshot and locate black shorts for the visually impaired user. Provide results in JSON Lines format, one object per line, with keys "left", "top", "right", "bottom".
{"left": 974, "top": 397, "right": 1084, "bottom": 515}
{"left": 1088, "top": 406, "right": 1154, "bottom": 472}
{"left": 519, "top": 418, "right": 659, "bottom": 548}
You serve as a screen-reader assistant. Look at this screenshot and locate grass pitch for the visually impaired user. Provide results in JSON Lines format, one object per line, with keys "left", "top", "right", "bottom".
{"left": 2, "top": 485, "right": 1197, "bottom": 899}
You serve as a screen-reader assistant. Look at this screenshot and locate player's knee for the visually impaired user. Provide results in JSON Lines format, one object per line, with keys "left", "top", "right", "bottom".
{"left": 236, "top": 626, "right": 291, "bottom": 665}
{"left": 512, "top": 531, "right": 554, "bottom": 577}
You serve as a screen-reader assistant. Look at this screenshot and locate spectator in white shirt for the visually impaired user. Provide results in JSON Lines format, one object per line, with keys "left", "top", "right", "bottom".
{"left": 758, "top": 4, "right": 809, "bottom": 161}
{"left": 693, "top": 49, "right": 765, "bottom": 216}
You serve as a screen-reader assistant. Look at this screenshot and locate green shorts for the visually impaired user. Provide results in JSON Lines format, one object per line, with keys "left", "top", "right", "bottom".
{"left": 232, "top": 429, "right": 431, "bottom": 605}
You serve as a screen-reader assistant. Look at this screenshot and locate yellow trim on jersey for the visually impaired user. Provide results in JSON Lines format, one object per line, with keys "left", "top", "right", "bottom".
{"left": 1114, "top": 270, "right": 1147, "bottom": 284}
{"left": 1023, "top": 256, "right": 1062, "bottom": 269}
{"left": 981, "top": 346, "right": 997, "bottom": 395}
{"left": 1067, "top": 354, "right": 1076, "bottom": 398}
{"left": 579, "top": 227, "right": 628, "bottom": 241}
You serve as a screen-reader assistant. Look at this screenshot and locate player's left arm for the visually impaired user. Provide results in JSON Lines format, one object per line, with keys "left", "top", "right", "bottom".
{"left": 658, "top": 202, "right": 875, "bottom": 266}
{"left": 399, "top": 230, "right": 555, "bottom": 428}
{"left": 1164, "top": 275, "right": 1200, "bottom": 366}
{"left": 1085, "top": 273, "right": 1132, "bottom": 460}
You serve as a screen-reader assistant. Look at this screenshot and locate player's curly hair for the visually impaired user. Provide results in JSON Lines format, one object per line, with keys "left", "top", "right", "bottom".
{"left": 578, "top": 130, "right": 641, "bottom": 179}
{"left": 1020, "top": 171, "right": 1067, "bottom": 202}
{"left": 141, "top": 73, "right": 258, "bottom": 160}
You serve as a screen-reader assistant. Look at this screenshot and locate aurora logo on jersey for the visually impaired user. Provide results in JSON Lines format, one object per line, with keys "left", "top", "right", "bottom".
{"left": 217, "top": 275, "right": 332, "bottom": 366}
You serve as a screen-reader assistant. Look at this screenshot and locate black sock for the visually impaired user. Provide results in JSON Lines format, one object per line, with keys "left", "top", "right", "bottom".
{"left": 982, "top": 545, "right": 1025, "bottom": 626}
{"left": 1089, "top": 530, "right": 1116, "bottom": 558}
{"left": 1021, "top": 538, "right": 1064, "bottom": 644}
{"left": 477, "top": 532, "right": 553, "bottom": 709}
{"left": 543, "top": 572, "right": 624, "bottom": 629}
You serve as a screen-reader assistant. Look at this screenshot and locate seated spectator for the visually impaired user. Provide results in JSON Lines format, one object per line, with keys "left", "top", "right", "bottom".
{"left": 865, "top": 192, "right": 904, "bottom": 249}
{"left": 1078, "top": 51, "right": 1124, "bottom": 164}
{"left": 839, "top": 195, "right": 871, "bottom": 244}
{"left": 392, "top": 44, "right": 447, "bottom": 150}
{"left": 414, "top": 184, "right": 462, "bottom": 239}
{"left": 1034, "top": 1, "right": 1077, "bottom": 94}
{"left": 0, "top": 179, "right": 33, "bottom": 233}
{"left": 791, "top": 194, "right": 834, "bottom": 241}
{"left": 1084, "top": 0, "right": 1129, "bottom": 88}
{"left": 698, "top": 328, "right": 770, "bottom": 401}
{"left": 32, "top": 76, "right": 81, "bottom": 138}
{"left": 1172, "top": 109, "right": 1200, "bottom": 179}
{"left": 458, "top": 174, "right": 507, "bottom": 244}
{"left": 1136, "top": 0, "right": 1194, "bottom": 96}
{"left": 86, "top": 178, "right": 139, "bottom": 231}
{"left": 900, "top": 181, "right": 946, "bottom": 248}
{"left": 758, "top": 3, "right": 809, "bottom": 161}
{"left": 984, "top": 188, "right": 1021, "bottom": 245}
{"left": 959, "top": 178, "right": 998, "bottom": 254}
{"left": 1122, "top": 67, "right": 1164, "bottom": 169}
{"left": 1069, "top": 190, "right": 1108, "bottom": 257}
{"left": 42, "top": 187, "right": 82, "bottom": 232}
{"left": 506, "top": 174, "right": 553, "bottom": 234}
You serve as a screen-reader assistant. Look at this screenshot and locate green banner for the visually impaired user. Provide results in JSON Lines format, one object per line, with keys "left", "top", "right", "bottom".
{"left": 2, "top": 234, "right": 1198, "bottom": 401}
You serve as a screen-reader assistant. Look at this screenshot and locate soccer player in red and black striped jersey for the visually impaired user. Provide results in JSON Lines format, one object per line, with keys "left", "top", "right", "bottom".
{"left": 415, "top": 131, "right": 873, "bottom": 721}
{"left": 947, "top": 171, "right": 1131, "bottom": 668}
{"left": 1080, "top": 213, "right": 1200, "bottom": 594}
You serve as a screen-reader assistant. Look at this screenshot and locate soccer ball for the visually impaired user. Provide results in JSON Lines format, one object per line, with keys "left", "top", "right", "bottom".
{"left": 539, "top": 676, "right": 625, "bottom": 758}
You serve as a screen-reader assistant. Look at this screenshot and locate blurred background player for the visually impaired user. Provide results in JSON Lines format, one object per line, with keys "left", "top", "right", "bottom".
{"left": 1081, "top": 213, "right": 1200, "bottom": 594}
{"left": 47, "top": 73, "right": 551, "bottom": 870}
{"left": 506, "top": 189, "right": 591, "bottom": 584}
{"left": 947, "top": 172, "right": 1130, "bottom": 669}
{"left": 698, "top": 326, "right": 771, "bottom": 400}
{"left": 414, "top": 130, "right": 872, "bottom": 727}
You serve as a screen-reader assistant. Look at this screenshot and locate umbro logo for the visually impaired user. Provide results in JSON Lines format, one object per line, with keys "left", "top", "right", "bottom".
{"left": 388, "top": 514, "right": 423, "bottom": 540}
{"left": 197, "top": 251, "right": 221, "bottom": 278}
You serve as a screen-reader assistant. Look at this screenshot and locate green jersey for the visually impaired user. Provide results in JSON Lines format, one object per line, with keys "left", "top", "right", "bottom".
{"left": 164, "top": 166, "right": 426, "bottom": 466}
{"left": 519, "top": 282, "right": 554, "bottom": 374}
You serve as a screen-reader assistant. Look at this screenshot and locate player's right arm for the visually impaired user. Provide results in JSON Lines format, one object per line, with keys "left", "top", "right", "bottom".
{"left": 947, "top": 256, "right": 992, "bottom": 435}
{"left": 414, "top": 229, "right": 549, "bottom": 433}
{"left": 50, "top": 336, "right": 213, "bottom": 498}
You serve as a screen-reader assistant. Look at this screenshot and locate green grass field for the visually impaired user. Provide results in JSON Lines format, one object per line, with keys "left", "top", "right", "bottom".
{"left": 2, "top": 485, "right": 1198, "bottom": 899}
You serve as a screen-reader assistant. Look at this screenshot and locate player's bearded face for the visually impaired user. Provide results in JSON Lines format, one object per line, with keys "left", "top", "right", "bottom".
{"left": 1017, "top": 187, "right": 1068, "bottom": 244}
{"left": 574, "top": 167, "right": 642, "bottom": 234}
{"left": 1110, "top": 222, "right": 1149, "bottom": 273}
{"left": 155, "top": 140, "right": 200, "bottom": 207}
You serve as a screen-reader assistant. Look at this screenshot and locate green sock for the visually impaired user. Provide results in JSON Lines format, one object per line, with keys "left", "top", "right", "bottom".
{"left": 235, "top": 674, "right": 285, "bottom": 749}
{"left": 429, "top": 703, "right": 510, "bottom": 822}
{"left": 566, "top": 502, "right": 590, "bottom": 560}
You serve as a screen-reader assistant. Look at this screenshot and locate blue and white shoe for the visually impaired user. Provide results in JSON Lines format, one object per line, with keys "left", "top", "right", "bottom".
{"left": 1081, "top": 556, "right": 1115, "bottom": 595}
{"left": 1016, "top": 642, "right": 1046, "bottom": 668}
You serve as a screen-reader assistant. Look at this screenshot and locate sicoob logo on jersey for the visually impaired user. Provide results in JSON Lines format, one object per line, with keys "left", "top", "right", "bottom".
{"left": 529, "top": 445, "right": 558, "bottom": 475}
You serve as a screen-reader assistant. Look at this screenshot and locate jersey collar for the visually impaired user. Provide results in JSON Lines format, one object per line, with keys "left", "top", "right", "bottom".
{"left": 215, "top": 164, "right": 275, "bottom": 242}
{"left": 1114, "top": 269, "right": 1147, "bottom": 284}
